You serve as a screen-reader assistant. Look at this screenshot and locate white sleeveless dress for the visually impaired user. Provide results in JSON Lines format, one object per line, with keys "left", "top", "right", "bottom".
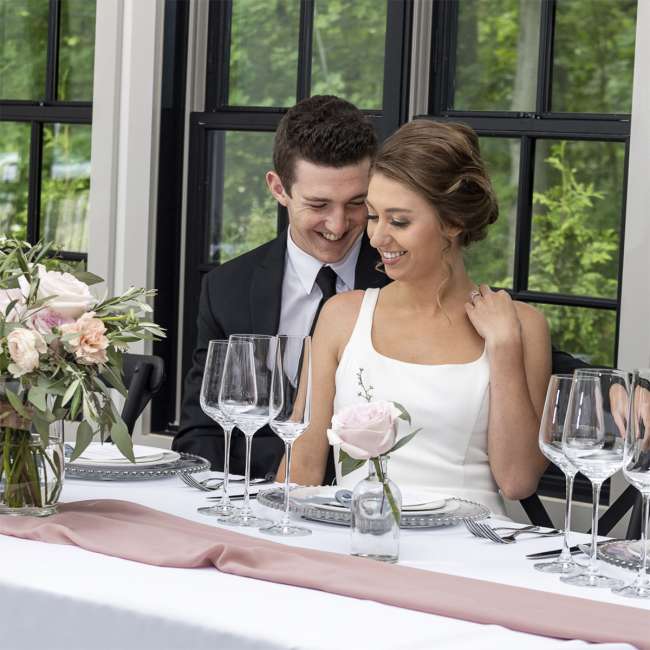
{"left": 333, "top": 288, "right": 506, "bottom": 516}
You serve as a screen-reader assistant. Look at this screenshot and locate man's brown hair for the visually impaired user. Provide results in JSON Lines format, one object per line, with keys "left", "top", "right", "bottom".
{"left": 273, "top": 95, "right": 377, "bottom": 195}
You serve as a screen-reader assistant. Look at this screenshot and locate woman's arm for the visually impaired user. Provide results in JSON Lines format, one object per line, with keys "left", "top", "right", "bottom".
{"left": 277, "top": 291, "right": 363, "bottom": 485}
{"left": 465, "top": 285, "right": 551, "bottom": 500}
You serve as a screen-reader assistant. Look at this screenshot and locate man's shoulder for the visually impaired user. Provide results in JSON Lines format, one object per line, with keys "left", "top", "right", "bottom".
{"left": 204, "top": 236, "right": 284, "bottom": 289}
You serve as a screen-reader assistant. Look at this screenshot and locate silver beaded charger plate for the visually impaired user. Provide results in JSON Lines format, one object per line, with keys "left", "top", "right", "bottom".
{"left": 257, "top": 487, "right": 489, "bottom": 528}
{"left": 66, "top": 452, "right": 210, "bottom": 481}
{"left": 597, "top": 540, "right": 644, "bottom": 571}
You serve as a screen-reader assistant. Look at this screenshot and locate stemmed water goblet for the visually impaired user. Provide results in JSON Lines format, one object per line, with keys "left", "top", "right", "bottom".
{"left": 218, "top": 334, "right": 275, "bottom": 528}
{"left": 613, "top": 368, "right": 650, "bottom": 598}
{"left": 534, "top": 374, "right": 579, "bottom": 574}
{"left": 262, "top": 335, "right": 312, "bottom": 537}
{"left": 561, "top": 368, "right": 628, "bottom": 589}
{"left": 196, "top": 339, "right": 240, "bottom": 520}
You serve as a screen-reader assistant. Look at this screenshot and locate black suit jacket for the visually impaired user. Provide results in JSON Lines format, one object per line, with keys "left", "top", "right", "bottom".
{"left": 173, "top": 230, "right": 389, "bottom": 477}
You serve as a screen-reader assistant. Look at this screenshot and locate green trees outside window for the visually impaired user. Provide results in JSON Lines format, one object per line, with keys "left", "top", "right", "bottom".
{"left": 0, "top": 0, "right": 95, "bottom": 255}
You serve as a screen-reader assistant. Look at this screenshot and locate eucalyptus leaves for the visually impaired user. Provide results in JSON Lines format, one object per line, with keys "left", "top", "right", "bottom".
{"left": 0, "top": 239, "right": 164, "bottom": 468}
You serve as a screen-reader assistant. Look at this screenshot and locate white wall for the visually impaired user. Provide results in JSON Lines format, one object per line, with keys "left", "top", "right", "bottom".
{"left": 88, "top": 0, "right": 165, "bottom": 444}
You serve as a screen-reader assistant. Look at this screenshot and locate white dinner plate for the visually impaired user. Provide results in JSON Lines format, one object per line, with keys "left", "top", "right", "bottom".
{"left": 290, "top": 486, "right": 459, "bottom": 515}
{"left": 68, "top": 442, "right": 180, "bottom": 467}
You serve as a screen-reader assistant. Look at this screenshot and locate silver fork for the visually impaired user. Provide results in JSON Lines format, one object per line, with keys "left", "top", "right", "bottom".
{"left": 464, "top": 518, "right": 509, "bottom": 543}
{"left": 465, "top": 519, "right": 559, "bottom": 544}
{"left": 179, "top": 472, "right": 224, "bottom": 491}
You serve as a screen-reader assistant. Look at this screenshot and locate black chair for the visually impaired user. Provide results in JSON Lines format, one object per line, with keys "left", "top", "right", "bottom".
{"left": 119, "top": 353, "right": 165, "bottom": 435}
{"left": 594, "top": 485, "right": 643, "bottom": 539}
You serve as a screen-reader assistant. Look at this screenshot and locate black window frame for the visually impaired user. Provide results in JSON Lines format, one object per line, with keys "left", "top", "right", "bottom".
{"left": 0, "top": 0, "right": 93, "bottom": 264}
{"left": 426, "top": 0, "right": 634, "bottom": 502}
{"left": 152, "top": 0, "right": 413, "bottom": 432}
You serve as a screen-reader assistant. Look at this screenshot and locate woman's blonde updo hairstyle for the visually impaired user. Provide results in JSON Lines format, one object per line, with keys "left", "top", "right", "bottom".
{"left": 371, "top": 120, "right": 498, "bottom": 247}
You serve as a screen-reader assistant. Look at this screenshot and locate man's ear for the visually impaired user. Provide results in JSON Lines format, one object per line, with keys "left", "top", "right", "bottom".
{"left": 266, "top": 171, "right": 289, "bottom": 206}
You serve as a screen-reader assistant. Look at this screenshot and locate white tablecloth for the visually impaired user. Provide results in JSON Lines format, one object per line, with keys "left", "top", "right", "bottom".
{"left": 0, "top": 474, "right": 646, "bottom": 650}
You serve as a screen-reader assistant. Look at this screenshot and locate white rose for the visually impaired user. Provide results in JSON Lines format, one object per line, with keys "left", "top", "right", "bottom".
{"left": 18, "top": 264, "right": 94, "bottom": 319}
{"left": 7, "top": 328, "right": 47, "bottom": 377}
{"left": 0, "top": 288, "right": 26, "bottom": 322}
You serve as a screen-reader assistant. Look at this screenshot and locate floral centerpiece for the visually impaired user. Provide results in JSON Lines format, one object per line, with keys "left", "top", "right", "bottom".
{"left": 0, "top": 238, "right": 164, "bottom": 515}
{"left": 327, "top": 369, "right": 420, "bottom": 525}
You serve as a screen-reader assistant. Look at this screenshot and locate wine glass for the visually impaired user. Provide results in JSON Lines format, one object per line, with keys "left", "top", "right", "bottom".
{"left": 534, "top": 374, "right": 579, "bottom": 574}
{"left": 262, "top": 335, "right": 312, "bottom": 537}
{"left": 613, "top": 369, "right": 650, "bottom": 598}
{"left": 196, "top": 339, "right": 240, "bottom": 520}
{"left": 561, "top": 369, "right": 628, "bottom": 589}
{"left": 218, "top": 334, "right": 274, "bottom": 528}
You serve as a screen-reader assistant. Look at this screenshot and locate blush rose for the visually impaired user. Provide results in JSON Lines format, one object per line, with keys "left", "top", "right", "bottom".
{"left": 7, "top": 328, "right": 47, "bottom": 377}
{"left": 18, "top": 264, "right": 94, "bottom": 319}
{"left": 327, "top": 401, "right": 400, "bottom": 460}
{"left": 60, "top": 311, "right": 109, "bottom": 365}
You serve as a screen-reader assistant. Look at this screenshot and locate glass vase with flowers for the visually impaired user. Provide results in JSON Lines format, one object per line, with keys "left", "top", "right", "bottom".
{"left": 0, "top": 239, "right": 164, "bottom": 515}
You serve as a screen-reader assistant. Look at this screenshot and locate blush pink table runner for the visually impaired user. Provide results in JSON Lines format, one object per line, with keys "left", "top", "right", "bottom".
{"left": 0, "top": 499, "right": 646, "bottom": 649}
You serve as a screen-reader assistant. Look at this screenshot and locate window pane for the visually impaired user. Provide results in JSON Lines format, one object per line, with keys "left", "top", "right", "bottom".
{"left": 228, "top": 0, "right": 300, "bottom": 107}
{"left": 311, "top": 0, "right": 386, "bottom": 109}
{"left": 0, "top": 0, "right": 49, "bottom": 100}
{"left": 0, "top": 122, "right": 30, "bottom": 239}
{"left": 40, "top": 123, "right": 91, "bottom": 252}
{"left": 207, "top": 131, "right": 277, "bottom": 264}
{"left": 553, "top": 0, "right": 637, "bottom": 114}
{"left": 529, "top": 140, "right": 623, "bottom": 299}
{"left": 454, "top": 0, "right": 541, "bottom": 112}
{"left": 464, "top": 137, "right": 519, "bottom": 288}
{"left": 532, "top": 303, "right": 616, "bottom": 367}
{"left": 58, "top": 0, "right": 96, "bottom": 101}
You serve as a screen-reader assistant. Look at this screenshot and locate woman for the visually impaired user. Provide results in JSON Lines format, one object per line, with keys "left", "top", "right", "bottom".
{"left": 287, "top": 120, "right": 550, "bottom": 515}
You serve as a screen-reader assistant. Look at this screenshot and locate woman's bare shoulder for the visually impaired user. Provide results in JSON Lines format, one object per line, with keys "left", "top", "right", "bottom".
{"left": 313, "top": 290, "right": 366, "bottom": 342}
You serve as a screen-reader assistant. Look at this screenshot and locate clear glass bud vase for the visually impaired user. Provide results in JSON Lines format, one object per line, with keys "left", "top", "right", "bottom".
{"left": 350, "top": 457, "right": 401, "bottom": 563}
{"left": 0, "top": 382, "right": 65, "bottom": 516}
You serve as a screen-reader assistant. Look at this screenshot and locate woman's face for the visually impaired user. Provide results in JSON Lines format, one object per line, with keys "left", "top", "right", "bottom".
{"left": 366, "top": 173, "right": 454, "bottom": 282}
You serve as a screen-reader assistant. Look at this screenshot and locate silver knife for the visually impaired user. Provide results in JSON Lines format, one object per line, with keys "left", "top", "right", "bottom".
{"left": 526, "top": 538, "right": 617, "bottom": 560}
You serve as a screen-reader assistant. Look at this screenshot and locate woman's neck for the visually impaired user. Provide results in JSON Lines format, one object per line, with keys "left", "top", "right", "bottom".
{"left": 390, "top": 252, "right": 474, "bottom": 314}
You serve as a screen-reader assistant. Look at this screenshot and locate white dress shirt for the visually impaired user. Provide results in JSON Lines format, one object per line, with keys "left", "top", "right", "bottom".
{"left": 278, "top": 227, "right": 362, "bottom": 339}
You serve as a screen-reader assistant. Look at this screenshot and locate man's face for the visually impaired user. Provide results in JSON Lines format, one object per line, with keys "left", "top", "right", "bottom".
{"left": 266, "top": 158, "right": 371, "bottom": 264}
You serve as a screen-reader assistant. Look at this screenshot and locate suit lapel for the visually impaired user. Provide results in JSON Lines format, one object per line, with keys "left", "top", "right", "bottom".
{"left": 354, "top": 233, "right": 389, "bottom": 289}
{"left": 250, "top": 230, "right": 287, "bottom": 335}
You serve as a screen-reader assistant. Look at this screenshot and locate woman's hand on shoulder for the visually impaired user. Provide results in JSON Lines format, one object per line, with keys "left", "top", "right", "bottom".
{"left": 464, "top": 284, "right": 522, "bottom": 351}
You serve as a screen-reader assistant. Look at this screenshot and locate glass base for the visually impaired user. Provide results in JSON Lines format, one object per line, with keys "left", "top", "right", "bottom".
{"left": 0, "top": 503, "right": 57, "bottom": 517}
{"left": 561, "top": 571, "right": 624, "bottom": 589}
{"left": 260, "top": 522, "right": 312, "bottom": 537}
{"left": 219, "top": 513, "right": 273, "bottom": 528}
{"left": 352, "top": 552, "right": 398, "bottom": 564}
{"left": 612, "top": 579, "right": 650, "bottom": 599}
{"left": 197, "top": 504, "right": 238, "bottom": 520}
{"left": 534, "top": 558, "right": 579, "bottom": 574}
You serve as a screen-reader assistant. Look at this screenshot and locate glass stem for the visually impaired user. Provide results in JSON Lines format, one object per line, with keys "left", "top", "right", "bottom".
{"left": 638, "top": 492, "right": 650, "bottom": 584}
{"left": 242, "top": 434, "right": 253, "bottom": 518}
{"left": 558, "top": 472, "right": 575, "bottom": 563}
{"left": 282, "top": 441, "right": 292, "bottom": 526}
{"left": 220, "top": 424, "right": 233, "bottom": 507}
{"left": 588, "top": 481, "right": 602, "bottom": 575}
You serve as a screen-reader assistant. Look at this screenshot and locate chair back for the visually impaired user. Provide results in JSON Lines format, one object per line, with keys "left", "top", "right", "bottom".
{"left": 120, "top": 353, "right": 165, "bottom": 435}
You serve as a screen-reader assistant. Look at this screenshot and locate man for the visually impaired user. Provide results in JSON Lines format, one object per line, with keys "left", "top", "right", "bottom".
{"left": 173, "top": 95, "right": 388, "bottom": 477}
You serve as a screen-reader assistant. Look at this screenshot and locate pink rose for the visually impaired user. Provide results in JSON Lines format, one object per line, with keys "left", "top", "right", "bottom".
{"left": 60, "top": 311, "right": 109, "bottom": 365}
{"left": 0, "top": 288, "right": 26, "bottom": 322}
{"left": 18, "top": 264, "right": 94, "bottom": 319}
{"left": 327, "top": 401, "right": 400, "bottom": 460}
{"left": 7, "top": 328, "right": 47, "bottom": 377}
{"left": 28, "top": 308, "right": 74, "bottom": 334}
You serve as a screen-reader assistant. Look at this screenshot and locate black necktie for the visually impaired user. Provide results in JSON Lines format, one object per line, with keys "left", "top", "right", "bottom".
{"left": 309, "top": 266, "right": 338, "bottom": 336}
